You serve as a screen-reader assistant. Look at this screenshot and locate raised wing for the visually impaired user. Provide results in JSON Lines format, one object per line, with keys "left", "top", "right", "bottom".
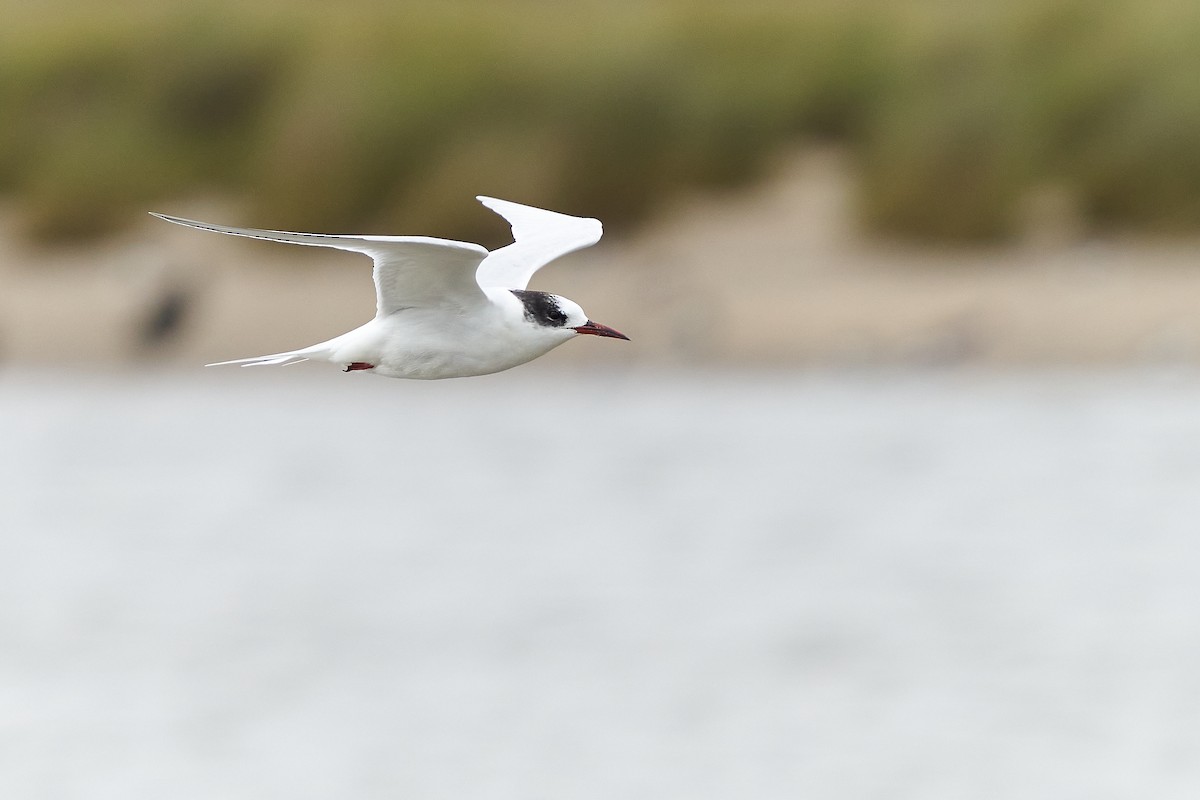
{"left": 151, "top": 214, "right": 489, "bottom": 316}
{"left": 474, "top": 196, "right": 603, "bottom": 290}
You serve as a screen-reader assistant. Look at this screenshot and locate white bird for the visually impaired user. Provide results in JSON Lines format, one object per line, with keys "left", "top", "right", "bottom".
{"left": 151, "top": 196, "right": 628, "bottom": 379}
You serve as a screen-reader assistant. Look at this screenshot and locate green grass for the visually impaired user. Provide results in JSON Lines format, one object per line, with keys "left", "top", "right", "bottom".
{"left": 2, "top": 0, "right": 1200, "bottom": 244}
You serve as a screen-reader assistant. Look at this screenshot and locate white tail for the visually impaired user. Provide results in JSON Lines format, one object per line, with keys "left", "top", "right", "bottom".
{"left": 206, "top": 350, "right": 311, "bottom": 368}
{"left": 206, "top": 327, "right": 364, "bottom": 370}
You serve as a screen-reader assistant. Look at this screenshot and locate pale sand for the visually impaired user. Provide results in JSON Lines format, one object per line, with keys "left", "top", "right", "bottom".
{"left": 3, "top": 149, "right": 1200, "bottom": 368}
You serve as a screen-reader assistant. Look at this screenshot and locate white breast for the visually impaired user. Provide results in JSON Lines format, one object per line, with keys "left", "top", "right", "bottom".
{"left": 366, "top": 289, "right": 572, "bottom": 379}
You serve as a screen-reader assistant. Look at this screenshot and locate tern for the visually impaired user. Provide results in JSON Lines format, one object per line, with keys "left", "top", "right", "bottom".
{"left": 151, "top": 196, "right": 628, "bottom": 379}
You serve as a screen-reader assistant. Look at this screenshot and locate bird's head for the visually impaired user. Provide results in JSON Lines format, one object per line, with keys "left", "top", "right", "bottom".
{"left": 510, "top": 289, "right": 629, "bottom": 343}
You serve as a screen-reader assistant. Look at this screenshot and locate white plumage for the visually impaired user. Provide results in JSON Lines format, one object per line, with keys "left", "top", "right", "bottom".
{"left": 152, "top": 196, "right": 628, "bottom": 379}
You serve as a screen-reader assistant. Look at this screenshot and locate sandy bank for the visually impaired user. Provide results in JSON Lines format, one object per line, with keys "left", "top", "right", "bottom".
{"left": 3, "top": 150, "right": 1200, "bottom": 370}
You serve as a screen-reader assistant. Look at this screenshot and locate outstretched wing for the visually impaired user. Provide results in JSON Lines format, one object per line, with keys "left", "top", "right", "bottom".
{"left": 151, "top": 213, "right": 490, "bottom": 316}
{"left": 474, "top": 196, "right": 603, "bottom": 290}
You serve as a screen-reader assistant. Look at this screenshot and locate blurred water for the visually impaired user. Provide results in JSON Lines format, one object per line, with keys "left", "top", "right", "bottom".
{"left": 3, "top": 366, "right": 1200, "bottom": 799}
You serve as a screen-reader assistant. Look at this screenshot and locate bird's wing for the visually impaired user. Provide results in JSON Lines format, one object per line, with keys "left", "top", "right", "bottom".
{"left": 151, "top": 213, "right": 490, "bottom": 316}
{"left": 474, "top": 196, "right": 603, "bottom": 290}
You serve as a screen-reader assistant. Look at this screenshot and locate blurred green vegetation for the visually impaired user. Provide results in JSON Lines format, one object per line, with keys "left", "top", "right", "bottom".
{"left": 1, "top": 0, "right": 1198, "bottom": 243}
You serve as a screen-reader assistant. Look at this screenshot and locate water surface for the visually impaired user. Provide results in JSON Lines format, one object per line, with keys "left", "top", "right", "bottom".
{"left": 2, "top": 367, "right": 1199, "bottom": 798}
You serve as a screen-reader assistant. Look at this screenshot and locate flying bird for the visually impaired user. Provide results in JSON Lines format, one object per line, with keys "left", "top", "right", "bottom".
{"left": 151, "top": 197, "right": 628, "bottom": 379}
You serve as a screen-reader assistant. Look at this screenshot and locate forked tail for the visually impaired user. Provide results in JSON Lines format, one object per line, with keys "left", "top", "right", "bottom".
{"left": 206, "top": 329, "right": 359, "bottom": 369}
{"left": 206, "top": 349, "right": 313, "bottom": 368}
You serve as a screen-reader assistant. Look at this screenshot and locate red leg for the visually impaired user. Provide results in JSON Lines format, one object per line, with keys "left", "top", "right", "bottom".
{"left": 343, "top": 362, "right": 375, "bottom": 372}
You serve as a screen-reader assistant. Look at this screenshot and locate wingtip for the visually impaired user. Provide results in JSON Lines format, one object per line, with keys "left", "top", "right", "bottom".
{"left": 150, "top": 211, "right": 187, "bottom": 226}
{"left": 477, "top": 195, "right": 601, "bottom": 228}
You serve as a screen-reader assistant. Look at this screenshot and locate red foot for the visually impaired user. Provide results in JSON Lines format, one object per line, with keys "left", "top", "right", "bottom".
{"left": 343, "top": 362, "right": 375, "bottom": 372}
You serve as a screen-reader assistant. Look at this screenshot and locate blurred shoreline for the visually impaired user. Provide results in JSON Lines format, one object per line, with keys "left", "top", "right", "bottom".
{"left": 4, "top": 149, "right": 1200, "bottom": 369}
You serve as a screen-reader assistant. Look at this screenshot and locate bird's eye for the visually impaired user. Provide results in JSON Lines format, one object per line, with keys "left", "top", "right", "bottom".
{"left": 546, "top": 308, "right": 566, "bottom": 324}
